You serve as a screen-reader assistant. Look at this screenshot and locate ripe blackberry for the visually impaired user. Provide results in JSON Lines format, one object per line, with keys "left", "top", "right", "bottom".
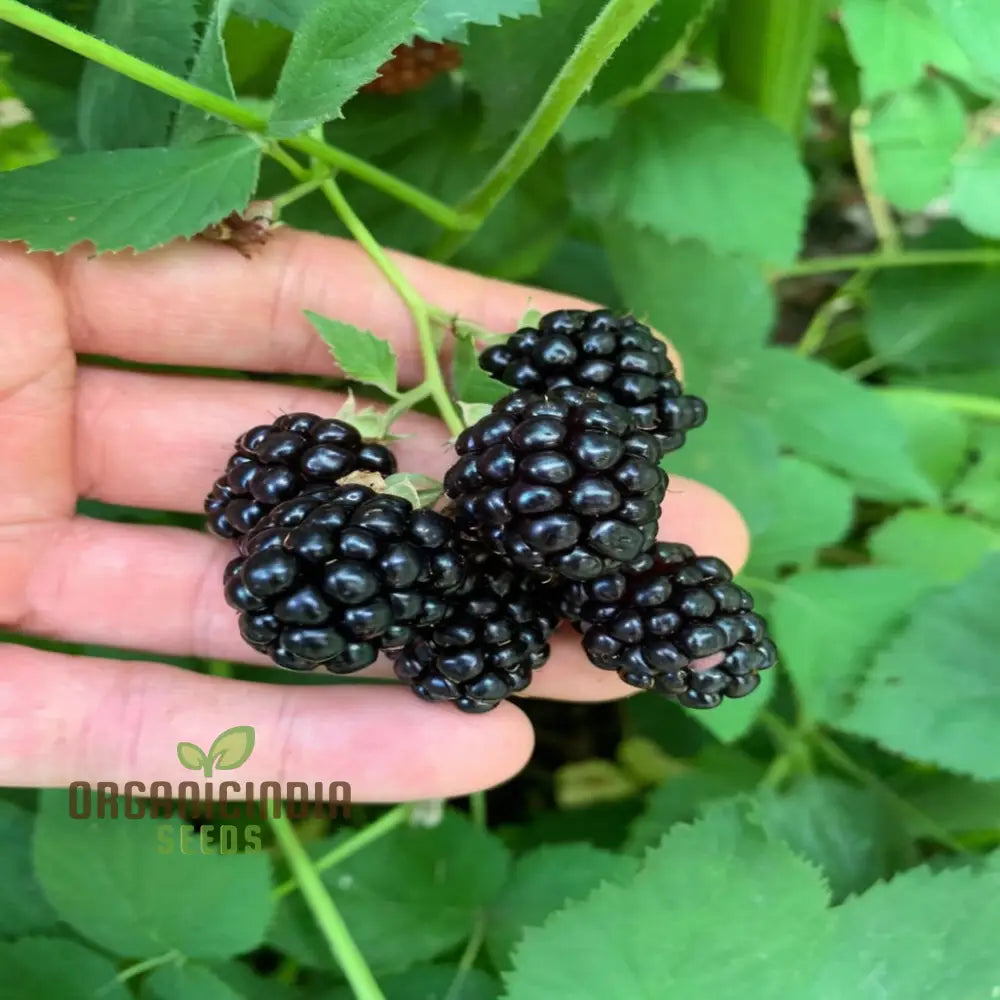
{"left": 444, "top": 391, "right": 667, "bottom": 582}
{"left": 393, "top": 547, "right": 561, "bottom": 712}
{"left": 361, "top": 38, "right": 462, "bottom": 95}
{"left": 479, "top": 309, "right": 707, "bottom": 455}
{"left": 565, "top": 542, "right": 776, "bottom": 709}
{"left": 204, "top": 413, "right": 396, "bottom": 540}
{"left": 223, "top": 484, "right": 465, "bottom": 673}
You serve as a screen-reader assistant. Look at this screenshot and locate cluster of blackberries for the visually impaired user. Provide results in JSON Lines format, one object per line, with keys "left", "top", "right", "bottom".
{"left": 207, "top": 309, "right": 776, "bottom": 712}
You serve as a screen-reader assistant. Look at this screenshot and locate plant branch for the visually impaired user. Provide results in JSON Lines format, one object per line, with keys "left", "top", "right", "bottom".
{"left": 269, "top": 815, "right": 386, "bottom": 1000}
{"left": 431, "top": 0, "right": 660, "bottom": 259}
{"left": 775, "top": 245, "right": 1000, "bottom": 280}
{"left": 443, "top": 911, "right": 488, "bottom": 1000}
{"left": 272, "top": 805, "right": 411, "bottom": 900}
{"left": 850, "top": 106, "right": 900, "bottom": 253}
{"left": 114, "top": 950, "right": 182, "bottom": 984}
{"left": 0, "top": 0, "right": 471, "bottom": 230}
{"left": 875, "top": 387, "right": 1000, "bottom": 421}
{"left": 796, "top": 270, "right": 870, "bottom": 356}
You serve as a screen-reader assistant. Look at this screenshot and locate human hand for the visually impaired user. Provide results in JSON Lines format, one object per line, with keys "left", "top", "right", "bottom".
{"left": 0, "top": 230, "right": 748, "bottom": 799}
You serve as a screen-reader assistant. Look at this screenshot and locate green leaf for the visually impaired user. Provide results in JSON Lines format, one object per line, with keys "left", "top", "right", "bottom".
{"left": 869, "top": 508, "right": 1000, "bottom": 582}
{"left": 209, "top": 961, "right": 307, "bottom": 1000}
{"left": 810, "top": 862, "right": 1000, "bottom": 998}
{"left": 208, "top": 724, "right": 257, "bottom": 770}
{"left": 144, "top": 964, "right": 243, "bottom": 1000}
{"left": 0, "top": 136, "right": 262, "bottom": 253}
{"left": 896, "top": 771, "right": 1000, "bottom": 836}
{"left": 383, "top": 472, "right": 444, "bottom": 508}
{"left": 33, "top": 790, "right": 274, "bottom": 958}
{"left": 952, "top": 423, "right": 1000, "bottom": 523}
{"left": 840, "top": 0, "right": 981, "bottom": 100}
{"left": 485, "top": 844, "right": 638, "bottom": 969}
{"left": 452, "top": 335, "right": 511, "bottom": 405}
{"left": 232, "top": 0, "right": 306, "bottom": 31}
{"left": 269, "top": 810, "right": 510, "bottom": 972}
{"left": 176, "top": 741, "right": 208, "bottom": 771}
{"left": 0, "top": 937, "right": 131, "bottom": 1000}
{"left": 867, "top": 263, "right": 1000, "bottom": 371}
{"left": 770, "top": 567, "right": 938, "bottom": 724}
{"left": 268, "top": 0, "right": 424, "bottom": 136}
{"left": 0, "top": 800, "right": 58, "bottom": 937}
{"left": 868, "top": 77, "right": 967, "bottom": 210}
{"left": 305, "top": 311, "right": 399, "bottom": 396}
{"left": 503, "top": 804, "right": 831, "bottom": 1000}
{"left": 881, "top": 387, "right": 970, "bottom": 490}
{"left": 745, "top": 457, "right": 854, "bottom": 576}
{"left": 952, "top": 137, "right": 1000, "bottom": 239}
{"left": 464, "top": 0, "right": 601, "bottom": 141}
{"left": 570, "top": 93, "right": 810, "bottom": 266}
{"left": 327, "top": 965, "right": 500, "bottom": 1000}
{"left": 928, "top": 0, "right": 1000, "bottom": 86}
{"left": 173, "top": 0, "right": 238, "bottom": 144}
{"left": 842, "top": 553, "right": 1000, "bottom": 778}
{"left": 416, "top": 0, "right": 541, "bottom": 42}
{"left": 77, "top": 0, "right": 199, "bottom": 150}
{"left": 751, "top": 778, "right": 914, "bottom": 902}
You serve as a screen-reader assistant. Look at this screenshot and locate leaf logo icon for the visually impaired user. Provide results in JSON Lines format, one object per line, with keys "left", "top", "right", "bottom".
{"left": 176, "top": 726, "right": 255, "bottom": 777}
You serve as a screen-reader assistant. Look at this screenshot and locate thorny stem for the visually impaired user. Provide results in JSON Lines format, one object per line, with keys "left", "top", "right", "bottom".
{"left": 272, "top": 805, "right": 412, "bottom": 900}
{"left": 269, "top": 815, "right": 386, "bottom": 1000}
{"left": 431, "top": 0, "right": 661, "bottom": 260}
{"left": 0, "top": 0, "right": 471, "bottom": 231}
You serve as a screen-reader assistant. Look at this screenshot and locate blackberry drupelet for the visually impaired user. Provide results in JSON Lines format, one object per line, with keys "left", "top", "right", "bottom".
{"left": 444, "top": 390, "right": 667, "bottom": 582}
{"left": 565, "top": 542, "right": 776, "bottom": 709}
{"left": 479, "top": 309, "right": 707, "bottom": 455}
{"left": 393, "top": 547, "right": 561, "bottom": 712}
{"left": 224, "top": 484, "right": 465, "bottom": 674}
{"left": 204, "top": 412, "right": 397, "bottom": 541}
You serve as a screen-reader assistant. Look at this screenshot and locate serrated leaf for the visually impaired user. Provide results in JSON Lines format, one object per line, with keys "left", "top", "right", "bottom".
{"left": 268, "top": 0, "right": 424, "bottom": 136}
{"left": 77, "top": 0, "right": 199, "bottom": 150}
{"left": 570, "top": 93, "right": 810, "bottom": 266}
{"left": 881, "top": 388, "right": 970, "bottom": 490}
{"left": 868, "top": 77, "right": 966, "bottom": 210}
{"left": 383, "top": 472, "right": 444, "bottom": 508}
{"left": 869, "top": 508, "right": 1000, "bottom": 582}
{"left": 842, "top": 554, "right": 1000, "bottom": 778}
{"left": 232, "top": 0, "right": 306, "bottom": 31}
{"left": 327, "top": 965, "right": 501, "bottom": 1000}
{"left": 952, "top": 137, "right": 1000, "bottom": 239}
{"left": 176, "top": 741, "right": 208, "bottom": 771}
{"left": 840, "top": 0, "right": 982, "bottom": 100}
{"left": 269, "top": 810, "right": 510, "bottom": 973}
{"left": 770, "top": 567, "right": 939, "bottom": 724}
{"left": 0, "top": 136, "right": 261, "bottom": 252}
{"left": 0, "top": 937, "right": 131, "bottom": 1000}
{"left": 33, "top": 789, "right": 274, "bottom": 958}
{"left": 897, "top": 771, "right": 1000, "bottom": 836}
{"left": 0, "top": 801, "right": 59, "bottom": 937}
{"left": 485, "top": 845, "right": 638, "bottom": 970}
{"left": 415, "top": 0, "right": 540, "bottom": 42}
{"left": 208, "top": 724, "right": 256, "bottom": 770}
{"left": 745, "top": 457, "right": 854, "bottom": 576}
{"left": 305, "top": 311, "right": 398, "bottom": 396}
{"left": 173, "top": 0, "right": 238, "bottom": 144}
{"left": 503, "top": 803, "right": 832, "bottom": 1000}
{"left": 457, "top": 401, "right": 494, "bottom": 426}
{"left": 452, "top": 335, "right": 511, "bottom": 405}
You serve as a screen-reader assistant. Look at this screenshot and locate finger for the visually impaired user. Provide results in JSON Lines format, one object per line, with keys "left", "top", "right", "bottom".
{"left": 14, "top": 481, "right": 748, "bottom": 702}
{"left": 0, "top": 645, "right": 533, "bottom": 795}
{"left": 56, "top": 229, "right": 683, "bottom": 384}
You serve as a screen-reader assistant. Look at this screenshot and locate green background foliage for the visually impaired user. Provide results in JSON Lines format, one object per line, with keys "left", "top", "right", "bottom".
{"left": 2, "top": 0, "right": 1000, "bottom": 996}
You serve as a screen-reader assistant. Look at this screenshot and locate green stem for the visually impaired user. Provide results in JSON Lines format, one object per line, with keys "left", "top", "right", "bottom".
{"left": 775, "top": 246, "right": 1000, "bottom": 279}
{"left": 850, "top": 106, "right": 900, "bottom": 253}
{"left": 0, "top": 0, "right": 470, "bottom": 231}
{"left": 795, "top": 270, "right": 870, "bottom": 356}
{"left": 443, "top": 912, "right": 488, "bottom": 1000}
{"left": 382, "top": 384, "right": 432, "bottom": 430}
{"left": 468, "top": 790, "right": 488, "bottom": 828}
{"left": 115, "top": 950, "right": 182, "bottom": 983}
{"left": 720, "top": 0, "right": 831, "bottom": 135}
{"left": 431, "top": 0, "right": 660, "bottom": 260}
{"left": 271, "top": 175, "right": 328, "bottom": 212}
{"left": 319, "top": 177, "right": 465, "bottom": 437}
{"left": 875, "top": 387, "right": 1000, "bottom": 422}
{"left": 272, "top": 805, "right": 411, "bottom": 900}
{"left": 269, "top": 815, "right": 386, "bottom": 1000}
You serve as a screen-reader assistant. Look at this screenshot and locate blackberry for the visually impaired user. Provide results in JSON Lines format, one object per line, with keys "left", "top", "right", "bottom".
{"left": 565, "top": 542, "right": 776, "bottom": 709}
{"left": 393, "top": 547, "right": 561, "bottom": 712}
{"left": 444, "top": 390, "right": 667, "bottom": 582}
{"left": 223, "top": 484, "right": 465, "bottom": 673}
{"left": 204, "top": 412, "right": 396, "bottom": 540}
{"left": 480, "top": 309, "right": 707, "bottom": 455}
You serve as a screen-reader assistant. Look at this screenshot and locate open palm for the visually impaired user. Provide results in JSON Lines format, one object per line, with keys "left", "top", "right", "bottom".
{"left": 0, "top": 229, "right": 748, "bottom": 799}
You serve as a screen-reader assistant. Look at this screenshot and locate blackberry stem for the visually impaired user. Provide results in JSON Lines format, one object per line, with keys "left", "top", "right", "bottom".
{"left": 269, "top": 815, "right": 387, "bottom": 1000}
